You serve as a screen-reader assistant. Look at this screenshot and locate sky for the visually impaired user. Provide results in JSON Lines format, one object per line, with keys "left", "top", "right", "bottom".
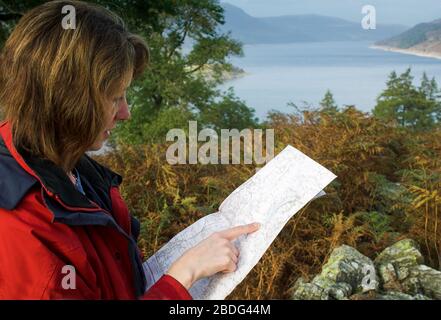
{"left": 223, "top": 0, "right": 441, "bottom": 27}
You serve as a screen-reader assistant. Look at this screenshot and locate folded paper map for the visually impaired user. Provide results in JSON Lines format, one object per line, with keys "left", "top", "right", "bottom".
{"left": 142, "top": 145, "right": 337, "bottom": 299}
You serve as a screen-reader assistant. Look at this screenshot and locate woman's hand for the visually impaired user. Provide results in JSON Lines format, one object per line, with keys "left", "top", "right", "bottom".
{"left": 165, "top": 222, "right": 261, "bottom": 290}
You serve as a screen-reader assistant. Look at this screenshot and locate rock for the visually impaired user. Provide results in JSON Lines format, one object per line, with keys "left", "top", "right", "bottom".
{"left": 375, "top": 238, "right": 441, "bottom": 299}
{"left": 292, "top": 245, "right": 378, "bottom": 300}
{"left": 401, "top": 273, "right": 421, "bottom": 294}
{"left": 291, "top": 239, "right": 440, "bottom": 300}
{"left": 328, "top": 283, "right": 353, "bottom": 300}
{"left": 376, "top": 291, "right": 431, "bottom": 300}
{"left": 377, "top": 262, "right": 402, "bottom": 291}
{"left": 404, "top": 265, "right": 441, "bottom": 299}
{"left": 292, "top": 279, "right": 328, "bottom": 300}
{"left": 374, "top": 239, "right": 424, "bottom": 271}
{"left": 311, "top": 245, "right": 378, "bottom": 294}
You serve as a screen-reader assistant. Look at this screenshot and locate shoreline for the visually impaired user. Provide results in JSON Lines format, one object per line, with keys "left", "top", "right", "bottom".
{"left": 192, "top": 65, "right": 248, "bottom": 82}
{"left": 221, "top": 67, "right": 249, "bottom": 82}
{"left": 222, "top": 69, "right": 250, "bottom": 82}
{"left": 370, "top": 45, "right": 441, "bottom": 61}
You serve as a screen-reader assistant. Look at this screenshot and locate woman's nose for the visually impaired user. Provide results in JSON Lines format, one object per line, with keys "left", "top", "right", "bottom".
{"left": 116, "top": 99, "right": 131, "bottom": 121}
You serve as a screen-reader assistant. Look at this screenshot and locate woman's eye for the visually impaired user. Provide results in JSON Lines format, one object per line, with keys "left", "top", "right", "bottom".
{"left": 112, "top": 96, "right": 124, "bottom": 107}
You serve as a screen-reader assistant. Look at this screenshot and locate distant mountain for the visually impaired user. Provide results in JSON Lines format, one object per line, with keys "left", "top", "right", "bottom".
{"left": 374, "top": 18, "right": 441, "bottom": 58}
{"left": 219, "top": 3, "right": 407, "bottom": 44}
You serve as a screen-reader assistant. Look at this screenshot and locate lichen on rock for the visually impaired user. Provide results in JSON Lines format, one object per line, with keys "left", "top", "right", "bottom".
{"left": 292, "top": 239, "right": 441, "bottom": 300}
{"left": 375, "top": 239, "right": 441, "bottom": 299}
{"left": 374, "top": 239, "right": 424, "bottom": 271}
{"left": 293, "top": 245, "right": 378, "bottom": 300}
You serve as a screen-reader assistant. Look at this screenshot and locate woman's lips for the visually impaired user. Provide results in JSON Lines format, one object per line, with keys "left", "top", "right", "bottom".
{"left": 104, "top": 126, "right": 116, "bottom": 139}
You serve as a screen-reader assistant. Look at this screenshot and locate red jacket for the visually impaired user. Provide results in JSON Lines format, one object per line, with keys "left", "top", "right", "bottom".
{"left": 0, "top": 121, "right": 192, "bottom": 300}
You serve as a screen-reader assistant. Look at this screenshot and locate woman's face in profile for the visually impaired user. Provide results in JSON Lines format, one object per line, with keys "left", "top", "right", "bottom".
{"left": 89, "top": 77, "right": 132, "bottom": 151}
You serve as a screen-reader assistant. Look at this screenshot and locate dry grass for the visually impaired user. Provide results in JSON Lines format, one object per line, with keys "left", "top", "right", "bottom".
{"left": 95, "top": 108, "right": 441, "bottom": 299}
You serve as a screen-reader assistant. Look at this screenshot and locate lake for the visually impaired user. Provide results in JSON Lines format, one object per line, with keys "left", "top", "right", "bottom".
{"left": 220, "top": 41, "right": 441, "bottom": 120}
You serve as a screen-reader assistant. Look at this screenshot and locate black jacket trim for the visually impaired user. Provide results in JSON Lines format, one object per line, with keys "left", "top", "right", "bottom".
{"left": 1, "top": 135, "right": 146, "bottom": 297}
{"left": 0, "top": 138, "right": 38, "bottom": 210}
{"left": 43, "top": 192, "right": 147, "bottom": 297}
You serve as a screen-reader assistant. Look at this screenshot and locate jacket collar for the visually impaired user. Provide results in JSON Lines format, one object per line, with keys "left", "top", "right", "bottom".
{"left": 0, "top": 122, "right": 147, "bottom": 297}
{"left": 0, "top": 121, "right": 122, "bottom": 212}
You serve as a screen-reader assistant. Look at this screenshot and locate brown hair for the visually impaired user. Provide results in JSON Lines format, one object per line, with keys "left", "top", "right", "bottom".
{"left": 0, "top": 0, "right": 149, "bottom": 171}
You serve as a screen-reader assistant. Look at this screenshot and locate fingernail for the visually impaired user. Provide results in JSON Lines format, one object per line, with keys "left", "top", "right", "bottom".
{"left": 253, "top": 222, "right": 261, "bottom": 229}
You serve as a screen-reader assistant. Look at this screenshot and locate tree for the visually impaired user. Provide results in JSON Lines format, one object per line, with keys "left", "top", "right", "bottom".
{"left": 419, "top": 72, "right": 439, "bottom": 101}
{"left": 197, "top": 88, "right": 258, "bottom": 132}
{"left": 419, "top": 72, "right": 441, "bottom": 123}
{"left": 320, "top": 89, "right": 338, "bottom": 113}
{"left": 0, "top": 0, "right": 258, "bottom": 144}
{"left": 373, "top": 68, "right": 441, "bottom": 130}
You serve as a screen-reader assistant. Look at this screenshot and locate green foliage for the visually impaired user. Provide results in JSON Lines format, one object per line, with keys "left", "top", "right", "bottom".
{"left": 197, "top": 88, "right": 259, "bottom": 132}
{"left": 368, "top": 173, "right": 411, "bottom": 215}
{"left": 1, "top": 0, "right": 258, "bottom": 144}
{"left": 319, "top": 89, "right": 338, "bottom": 113}
{"left": 358, "top": 211, "right": 395, "bottom": 241}
{"left": 114, "top": 105, "right": 195, "bottom": 145}
{"left": 107, "top": 0, "right": 259, "bottom": 143}
{"left": 373, "top": 68, "right": 441, "bottom": 131}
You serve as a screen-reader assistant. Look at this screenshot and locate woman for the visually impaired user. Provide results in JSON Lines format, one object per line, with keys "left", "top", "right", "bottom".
{"left": 0, "top": 1, "right": 259, "bottom": 299}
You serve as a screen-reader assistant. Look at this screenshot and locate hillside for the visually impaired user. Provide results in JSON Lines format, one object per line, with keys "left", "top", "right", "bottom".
{"left": 220, "top": 3, "right": 406, "bottom": 44}
{"left": 375, "top": 18, "right": 441, "bottom": 58}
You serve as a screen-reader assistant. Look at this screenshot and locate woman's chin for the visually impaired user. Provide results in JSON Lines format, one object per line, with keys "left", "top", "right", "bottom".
{"left": 88, "top": 131, "right": 109, "bottom": 151}
{"left": 88, "top": 140, "right": 105, "bottom": 151}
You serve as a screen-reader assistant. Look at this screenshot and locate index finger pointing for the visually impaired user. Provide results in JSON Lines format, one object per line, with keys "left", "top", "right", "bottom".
{"left": 219, "top": 223, "right": 261, "bottom": 241}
